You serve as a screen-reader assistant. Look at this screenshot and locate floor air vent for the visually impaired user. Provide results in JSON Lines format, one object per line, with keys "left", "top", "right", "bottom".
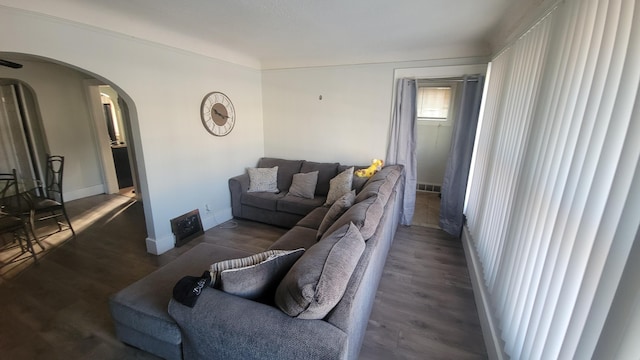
{"left": 416, "top": 183, "right": 442, "bottom": 193}
{"left": 170, "top": 209, "right": 204, "bottom": 247}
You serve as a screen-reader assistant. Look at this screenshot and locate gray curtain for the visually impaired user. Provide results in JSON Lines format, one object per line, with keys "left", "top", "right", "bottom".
{"left": 439, "top": 75, "right": 485, "bottom": 236}
{"left": 386, "top": 78, "right": 417, "bottom": 225}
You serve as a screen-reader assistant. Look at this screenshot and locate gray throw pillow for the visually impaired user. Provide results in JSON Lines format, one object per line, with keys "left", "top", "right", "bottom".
{"left": 287, "top": 171, "right": 319, "bottom": 199}
{"left": 275, "top": 222, "right": 365, "bottom": 319}
{"left": 213, "top": 249, "right": 304, "bottom": 301}
{"left": 247, "top": 166, "right": 279, "bottom": 193}
{"left": 324, "top": 167, "right": 354, "bottom": 206}
{"left": 339, "top": 164, "right": 369, "bottom": 193}
{"left": 316, "top": 190, "right": 356, "bottom": 240}
{"left": 321, "top": 196, "right": 384, "bottom": 241}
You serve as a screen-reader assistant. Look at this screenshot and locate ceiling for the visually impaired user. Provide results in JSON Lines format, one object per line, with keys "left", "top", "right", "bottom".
{"left": 1, "top": 0, "right": 516, "bottom": 69}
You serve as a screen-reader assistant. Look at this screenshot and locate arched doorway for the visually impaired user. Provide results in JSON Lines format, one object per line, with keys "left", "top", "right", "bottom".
{"left": 0, "top": 53, "right": 143, "bottom": 205}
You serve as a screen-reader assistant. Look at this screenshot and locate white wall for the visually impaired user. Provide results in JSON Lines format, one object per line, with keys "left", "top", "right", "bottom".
{"left": 416, "top": 123, "right": 453, "bottom": 185}
{"left": 0, "top": 6, "right": 264, "bottom": 254}
{"left": 262, "top": 60, "right": 488, "bottom": 167}
{"left": 262, "top": 63, "right": 394, "bottom": 165}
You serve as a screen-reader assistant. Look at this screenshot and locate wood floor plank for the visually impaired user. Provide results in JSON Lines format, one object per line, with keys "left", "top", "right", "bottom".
{"left": 363, "top": 225, "right": 486, "bottom": 359}
{"left": 0, "top": 194, "right": 486, "bottom": 359}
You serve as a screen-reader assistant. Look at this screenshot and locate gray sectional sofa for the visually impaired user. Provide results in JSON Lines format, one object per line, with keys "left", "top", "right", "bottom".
{"left": 109, "top": 158, "right": 404, "bottom": 360}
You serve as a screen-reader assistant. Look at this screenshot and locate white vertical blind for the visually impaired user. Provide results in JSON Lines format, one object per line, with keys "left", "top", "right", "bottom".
{"left": 464, "top": 0, "right": 640, "bottom": 359}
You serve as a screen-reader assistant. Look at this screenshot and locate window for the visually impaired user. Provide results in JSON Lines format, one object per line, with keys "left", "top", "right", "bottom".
{"left": 417, "top": 86, "right": 452, "bottom": 121}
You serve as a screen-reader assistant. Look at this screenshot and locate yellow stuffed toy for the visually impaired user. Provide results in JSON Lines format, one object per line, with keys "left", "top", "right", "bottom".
{"left": 355, "top": 159, "right": 384, "bottom": 178}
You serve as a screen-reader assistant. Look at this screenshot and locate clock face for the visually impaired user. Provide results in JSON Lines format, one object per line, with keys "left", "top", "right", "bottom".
{"left": 200, "top": 92, "right": 236, "bottom": 136}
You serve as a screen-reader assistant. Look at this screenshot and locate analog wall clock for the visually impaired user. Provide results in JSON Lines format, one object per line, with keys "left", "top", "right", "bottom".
{"left": 200, "top": 91, "right": 236, "bottom": 136}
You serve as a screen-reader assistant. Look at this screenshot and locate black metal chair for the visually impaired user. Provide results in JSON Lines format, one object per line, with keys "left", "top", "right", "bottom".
{"left": 0, "top": 170, "right": 38, "bottom": 263}
{"left": 24, "top": 155, "right": 76, "bottom": 240}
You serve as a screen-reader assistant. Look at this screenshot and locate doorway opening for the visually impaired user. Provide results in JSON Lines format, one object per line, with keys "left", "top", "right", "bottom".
{"left": 99, "top": 85, "right": 135, "bottom": 198}
{"left": 0, "top": 52, "right": 145, "bottom": 272}
{"left": 412, "top": 78, "right": 463, "bottom": 228}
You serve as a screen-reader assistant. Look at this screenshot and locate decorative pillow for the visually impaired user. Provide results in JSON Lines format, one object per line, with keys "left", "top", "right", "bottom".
{"left": 339, "top": 164, "right": 369, "bottom": 193}
{"left": 320, "top": 196, "right": 384, "bottom": 241}
{"left": 275, "top": 222, "right": 365, "bottom": 319}
{"left": 316, "top": 190, "right": 355, "bottom": 240}
{"left": 210, "top": 249, "right": 304, "bottom": 301}
{"left": 300, "top": 161, "right": 339, "bottom": 196}
{"left": 324, "top": 167, "right": 354, "bottom": 206}
{"left": 287, "top": 171, "right": 319, "bottom": 199}
{"left": 247, "top": 166, "right": 279, "bottom": 193}
{"left": 210, "top": 250, "right": 284, "bottom": 284}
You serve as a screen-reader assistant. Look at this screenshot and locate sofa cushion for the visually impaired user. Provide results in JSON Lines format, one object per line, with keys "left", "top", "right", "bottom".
{"left": 247, "top": 166, "right": 279, "bottom": 193}
{"left": 257, "top": 158, "right": 303, "bottom": 192}
{"left": 275, "top": 222, "right": 365, "bottom": 320}
{"left": 317, "top": 190, "right": 356, "bottom": 240}
{"left": 355, "top": 166, "right": 401, "bottom": 204}
{"left": 109, "top": 244, "right": 252, "bottom": 348}
{"left": 354, "top": 178, "right": 394, "bottom": 206}
{"left": 321, "top": 196, "right": 384, "bottom": 241}
{"left": 354, "top": 179, "right": 382, "bottom": 202}
{"left": 295, "top": 207, "right": 330, "bottom": 230}
{"left": 325, "top": 167, "right": 354, "bottom": 206}
{"left": 242, "top": 192, "right": 286, "bottom": 211}
{"left": 217, "top": 249, "right": 305, "bottom": 302}
{"left": 301, "top": 161, "right": 339, "bottom": 196}
{"left": 368, "top": 165, "right": 401, "bottom": 183}
{"left": 269, "top": 226, "right": 319, "bottom": 251}
{"left": 339, "top": 164, "right": 369, "bottom": 193}
{"left": 277, "top": 195, "right": 326, "bottom": 216}
{"left": 287, "top": 171, "right": 318, "bottom": 199}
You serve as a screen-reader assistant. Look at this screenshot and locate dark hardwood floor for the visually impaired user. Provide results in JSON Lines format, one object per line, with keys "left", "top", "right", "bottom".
{"left": 360, "top": 226, "right": 486, "bottom": 359}
{"left": 0, "top": 194, "right": 486, "bottom": 359}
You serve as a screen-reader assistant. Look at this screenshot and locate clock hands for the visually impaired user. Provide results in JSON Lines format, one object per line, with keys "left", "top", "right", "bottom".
{"left": 213, "top": 108, "right": 229, "bottom": 120}
{"left": 201, "top": 92, "right": 235, "bottom": 136}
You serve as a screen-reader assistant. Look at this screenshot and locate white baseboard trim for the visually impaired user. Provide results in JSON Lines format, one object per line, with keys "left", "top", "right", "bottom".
{"left": 145, "top": 234, "right": 175, "bottom": 255}
{"left": 461, "top": 224, "right": 508, "bottom": 360}
{"left": 145, "top": 208, "right": 233, "bottom": 256}
{"left": 65, "top": 184, "right": 105, "bottom": 201}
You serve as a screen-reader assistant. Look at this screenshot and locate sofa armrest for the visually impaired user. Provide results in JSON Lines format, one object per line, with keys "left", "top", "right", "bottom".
{"left": 168, "top": 288, "right": 347, "bottom": 360}
{"left": 229, "top": 173, "right": 250, "bottom": 218}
